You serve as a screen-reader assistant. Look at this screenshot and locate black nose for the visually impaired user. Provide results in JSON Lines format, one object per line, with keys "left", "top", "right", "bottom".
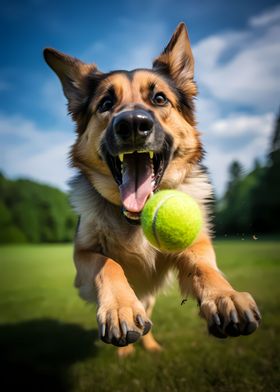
{"left": 113, "top": 109, "right": 154, "bottom": 142}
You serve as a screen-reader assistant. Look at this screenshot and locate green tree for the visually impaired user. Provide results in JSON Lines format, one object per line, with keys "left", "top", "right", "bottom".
{"left": 251, "top": 112, "right": 280, "bottom": 233}
{"left": 216, "top": 161, "right": 245, "bottom": 234}
{"left": 216, "top": 111, "right": 280, "bottom": 236}
{"left": 0, "top": 174, "right": 77, "bottom": 243}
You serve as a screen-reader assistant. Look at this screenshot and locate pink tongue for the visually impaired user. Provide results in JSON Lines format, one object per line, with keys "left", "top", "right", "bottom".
{"left": 119, "top": 153, "right": 153, "bottom": 213}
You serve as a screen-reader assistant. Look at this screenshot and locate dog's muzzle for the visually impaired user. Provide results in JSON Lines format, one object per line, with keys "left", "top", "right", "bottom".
{"left": 102, "top": 108, "right": 173, "bottom": 223}
{"left": 112, "top": 109, "right": 155, "bottom": 150}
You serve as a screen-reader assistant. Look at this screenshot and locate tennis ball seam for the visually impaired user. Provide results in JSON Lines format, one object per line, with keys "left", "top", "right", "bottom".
{"left": 152, "top": 193, "right": 179, "bottom": 249}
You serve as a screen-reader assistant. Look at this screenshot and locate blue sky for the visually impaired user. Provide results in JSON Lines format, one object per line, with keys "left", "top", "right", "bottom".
{"left": 0, "top": 0, "right": 279, "bottom": 195}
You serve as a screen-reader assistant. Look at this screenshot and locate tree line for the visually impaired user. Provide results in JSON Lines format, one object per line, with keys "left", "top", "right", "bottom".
{"left": 0, "top": 112, "right": 279, "bottom": 243}
{"left": 0, "top": 174, "right": 77, "bottom": 243}
{"left": 215, "top": 112, "right": 280, "bottom": 236}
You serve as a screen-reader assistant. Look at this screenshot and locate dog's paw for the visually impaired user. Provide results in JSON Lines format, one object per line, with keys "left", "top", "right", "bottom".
{"left": 97, "top": 299, "right": 152, "bottom": 347}
{"left": 200, "top": 290, "right": 261, "bottom": 339}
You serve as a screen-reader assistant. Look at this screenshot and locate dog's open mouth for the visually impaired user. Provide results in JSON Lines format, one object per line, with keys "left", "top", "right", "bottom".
{"left": 119, "top": 151, "right": 154, "bottom": 216}
{"left": 104, "top": 141, "right": 172, "bottom": 222}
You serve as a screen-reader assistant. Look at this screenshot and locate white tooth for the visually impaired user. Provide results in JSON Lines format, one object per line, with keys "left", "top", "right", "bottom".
{"left": 149, "top": 151, "right": 154, "bottom": 159}
{"left": 119, "top": 153, "right": 124, "bottom": 162}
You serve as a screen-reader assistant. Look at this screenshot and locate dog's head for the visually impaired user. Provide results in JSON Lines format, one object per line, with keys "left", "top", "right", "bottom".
{"left": 44, "top": 23, "right": 202, "bottom": 223}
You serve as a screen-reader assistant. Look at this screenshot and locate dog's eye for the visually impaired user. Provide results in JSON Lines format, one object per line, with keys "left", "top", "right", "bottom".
{"left": 98, "top": 97, "right": 114, "bottom": 113}
{"left": 152, "top": 92, "right": 168, "bottom": 106}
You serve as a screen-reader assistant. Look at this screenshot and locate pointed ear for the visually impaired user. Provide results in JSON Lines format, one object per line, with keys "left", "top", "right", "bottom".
{"left": 43, "top": 48, "right": 100, "bottom": 110}
{"left": 153, "top": 23, "right": 194, "bottom": 84}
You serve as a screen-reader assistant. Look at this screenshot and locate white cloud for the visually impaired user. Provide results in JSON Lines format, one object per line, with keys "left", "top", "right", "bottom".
{"left": 209, "top": 112, "right": 274, "bottom": 138}
{"left": 196, "top": 97, "right": 222, "bottom": 131}
{"left": 201, "top": 112, "right": 274, "bottom": 195}
{"left": 205, "top": 139, "right": 265, "bottom": 197}
{"left": 249, "top": 4, "right": 280, "bottom": 27}
{"left": 0, "top": 114, "right": 74, "bottom": 190}
{"left": 193, "top": 6, "right": 279, "bottom": 195}
{"left": 193, "top": 12, "right": 280, "bottom": 111}
{"left": 18, "top": 142, "right": 73, "bottom": 189}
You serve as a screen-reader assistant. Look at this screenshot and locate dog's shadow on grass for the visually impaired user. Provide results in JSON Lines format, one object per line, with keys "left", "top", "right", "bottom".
{"left": 0, "top": 318, "right": 98, "bottom": 391}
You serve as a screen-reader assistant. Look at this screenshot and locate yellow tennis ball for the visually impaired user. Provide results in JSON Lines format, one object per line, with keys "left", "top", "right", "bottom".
{"left": 141, "top": 190, "right": 202, "bottom": 252}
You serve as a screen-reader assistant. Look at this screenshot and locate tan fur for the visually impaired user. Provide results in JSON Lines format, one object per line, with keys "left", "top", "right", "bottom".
{"left": 140, "top": 296, "right": 162, "bottom": 352}
{"left": 70, "top": 68, "right": 201, "bottom": 208}
{"left": 44, "top": 22, "right": 261, "bottom": 355}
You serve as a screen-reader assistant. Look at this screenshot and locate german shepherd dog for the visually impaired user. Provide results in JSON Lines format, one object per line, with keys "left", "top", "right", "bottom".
{"left": 44, "top": 23, "right": 261, "bottom": 356}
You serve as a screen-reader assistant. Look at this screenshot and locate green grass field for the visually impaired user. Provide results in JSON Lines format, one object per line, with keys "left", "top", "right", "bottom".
{"left": 0, "top": 240, "right": 280, "bottom": 392}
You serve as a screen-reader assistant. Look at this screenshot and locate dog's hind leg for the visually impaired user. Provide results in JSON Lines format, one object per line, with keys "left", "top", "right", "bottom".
{"left": 141, "top": 295, "right": 163, "bottom": 352}
{"left": 117, "top": 343, "right": 135, "bottom": 358}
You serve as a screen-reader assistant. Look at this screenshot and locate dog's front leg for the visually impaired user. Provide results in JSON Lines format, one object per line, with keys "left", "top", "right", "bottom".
{"left": 74, "top": 248, "right": 152, "bottom": 346}
{"left": 177, "top": 233, "right": 261, "bottom": 338}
